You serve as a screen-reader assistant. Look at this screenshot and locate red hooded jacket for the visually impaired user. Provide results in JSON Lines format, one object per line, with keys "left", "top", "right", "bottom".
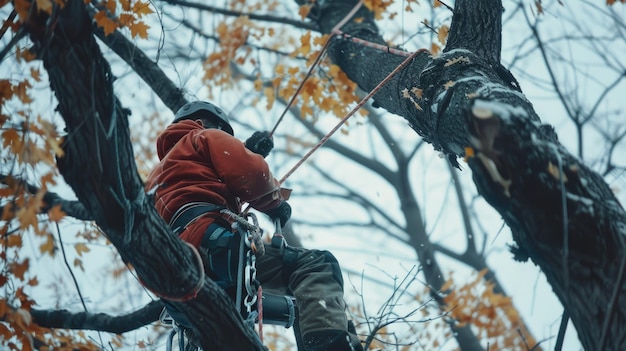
{"left": 145, "top": 120, "right": 284, "bottom": 247}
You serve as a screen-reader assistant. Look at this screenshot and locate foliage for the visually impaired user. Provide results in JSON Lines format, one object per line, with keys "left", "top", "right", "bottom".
{"left": 442, "top": 269, "right": 539, "bottom": 350}
{"left": 1, "top": 0, "right": 625, "bottom": 349}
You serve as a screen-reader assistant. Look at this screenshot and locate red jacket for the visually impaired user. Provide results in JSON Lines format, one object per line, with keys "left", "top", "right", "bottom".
{"left": 145, "top": 120, "right": 284, "bottom": 247}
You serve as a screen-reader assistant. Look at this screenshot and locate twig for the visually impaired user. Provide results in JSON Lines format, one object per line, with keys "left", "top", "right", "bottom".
{"left": 55, "top": 222, "right": 105, "bottom": 347}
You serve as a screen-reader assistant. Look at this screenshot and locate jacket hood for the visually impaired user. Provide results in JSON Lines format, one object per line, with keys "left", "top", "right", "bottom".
{"left": 156, "top": 120, "right": 202, "bottom": 159}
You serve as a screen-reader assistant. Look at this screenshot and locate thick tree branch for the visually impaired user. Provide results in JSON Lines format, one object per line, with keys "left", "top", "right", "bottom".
{"left": 30, "top": 300, "right": 163, "bottom": 334}
{"left": 24, "top": 1, "right": 263, "bottom": 349}
{"left": 302, "top": 0, "right": 626, "bottom": 349}
{"left": 0, "top": 174, "right": 91, "bottom": 221}
{"left": 86, "top": 6, "right": 188, "bottom": 114}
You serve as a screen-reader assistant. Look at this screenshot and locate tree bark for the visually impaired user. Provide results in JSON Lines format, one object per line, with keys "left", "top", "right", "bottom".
{"left": 30, "top": 301, "right": 163, "bottom": 334}
{"left": 24, "top": 1, "right": 263, "bottom": 349}
{"left": 308, "top": 0, "right": 626, "bottom": 350}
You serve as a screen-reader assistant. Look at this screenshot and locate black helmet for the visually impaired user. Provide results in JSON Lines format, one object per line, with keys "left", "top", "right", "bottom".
{"left": 173, "top": 101, "right": 234, "bottom": 135}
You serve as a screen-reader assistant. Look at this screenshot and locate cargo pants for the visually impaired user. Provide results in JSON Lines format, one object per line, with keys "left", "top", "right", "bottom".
{"left": 166, "top": 224, "right": 361, "bottom": 350}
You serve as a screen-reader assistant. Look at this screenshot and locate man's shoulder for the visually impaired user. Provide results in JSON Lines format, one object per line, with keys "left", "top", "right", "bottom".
{"left": 197, "top": 128, "right": 241, "bottom": 144}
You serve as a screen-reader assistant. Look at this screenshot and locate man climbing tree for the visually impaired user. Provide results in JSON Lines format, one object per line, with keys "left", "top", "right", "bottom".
{"left": 145, "top": 100, "right": 362, "bottom": 350}
{"left": 1, "top": 0, "right": 625, "bottom": 350}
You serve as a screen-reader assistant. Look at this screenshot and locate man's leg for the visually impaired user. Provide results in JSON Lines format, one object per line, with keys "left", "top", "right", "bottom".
{"left": 257, "top": 244, "right": 362, "bottom": 351}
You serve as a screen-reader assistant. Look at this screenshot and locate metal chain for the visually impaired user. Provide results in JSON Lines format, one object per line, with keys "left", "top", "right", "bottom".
{"left": 244, "top": 249, "right": 258, "bottom": 314}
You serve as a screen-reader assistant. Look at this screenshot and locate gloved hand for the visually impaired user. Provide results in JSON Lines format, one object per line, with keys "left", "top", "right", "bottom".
{"left": 245, "top": 131, "right": 274, "bottom": 158}
{"left": 264, "top": 201, "right": 291, "bottom": 228}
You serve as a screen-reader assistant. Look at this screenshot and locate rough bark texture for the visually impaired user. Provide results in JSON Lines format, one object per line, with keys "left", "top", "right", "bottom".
{"left": 24, "top": 1, "right": 263, "bottom": 350}
{"left": 309, "top": 0, "right": 626, "bottom": 350}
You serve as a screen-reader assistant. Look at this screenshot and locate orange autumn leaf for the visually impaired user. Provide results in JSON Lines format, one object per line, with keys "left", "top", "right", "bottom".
{"left": 15, "top": 46, "right": 36, "bottom": 62}
{"left": 74, "top": 242, "right": 90, "bottom": 256}
{"left": 47, "top": 204, "right": 65, "bottom": 222}
{"left": 431, "top": 42, "right": 441, "bottom": 55}
{"left": 0, "top": 299, "right": 7, "bottom": 317}
{"left": 40, "top": 171, "right": 57, "bottom": 188}
{"left": 129, "top": 21, "right": 149, "bottom": 39}
{"left": 14, "top": 80, "right": 32, "bottom": 103}
{"left": 104, "top": 0, "right": 116, "bottom": 14}
{"left": 132, "top": 0, "right": 154, "bottom": 17}
{"left": 35, "top": 0, "right": 53, "bottom": 13}
{"left": 120, "top": 0, "right": 131, "bottom": 11}
{"left": 74, "top": 258, "right": 84, "bottom": 271}
{"left": 94, "top": 10, "right": 118, "bottom": 36}
{"left": 39, "top": 234, "right": 55, "bottom": 255}
{"left": 118, "top": 13, "right": 134, "bottom": 26}
{"left": 0, "top": 323, "right": 11, "bottom": 340}
{"left": 437, "top": 25, "right": 449, "bottom": 45}
{"left": 440, "top": 278, "right": 453, "bottom": 292}
{"left": 30, "top": 68, "right": 41, "bottom": 82}
{"left": 298, "top": 4, "right": 312, "bottom": 19}
{"left": 294, "top": 31, "right": 312, "bottom": 57}
{"left": 14, "top": 308, "right": 32, "bottom": 330}
{"left": 263, "top": 86, "right": 275, "bottom": 110}
{"left": 16, "top": 206, "right": 38, "bottom": 230}
{"left": 0, "top": 79, "right": 14, "bottom": 100}
{"left": 10, "top": 258, "right": 29, "bottom": 280}
{"left": 13, "top": 0, "right": 30, "bottom": 22}
{"left": 6, "top": 234, "right": 23, "bottom": 248}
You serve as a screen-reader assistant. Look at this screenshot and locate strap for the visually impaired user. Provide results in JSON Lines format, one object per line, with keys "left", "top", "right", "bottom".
{"left": 202, "top": 225, "right": 231, "bottom": 249}
{"left": 169, "top": 202, "right": 224, "bottom": 235}
{"left": 282, "top": 246, "right": 300, "bottom": 285}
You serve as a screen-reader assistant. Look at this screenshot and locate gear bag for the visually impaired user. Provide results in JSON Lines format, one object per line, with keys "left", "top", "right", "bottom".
{"left": 201, "top": 223, "right": 241, "bottom": 287}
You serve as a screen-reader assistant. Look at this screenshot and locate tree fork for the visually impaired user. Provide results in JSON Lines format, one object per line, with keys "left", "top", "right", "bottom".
{"left": 308, "top": 0, "right": 626, "bottom": 349}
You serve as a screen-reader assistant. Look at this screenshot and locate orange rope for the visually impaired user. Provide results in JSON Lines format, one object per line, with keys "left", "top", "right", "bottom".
{"left": 278, "top": 47, "right": 430, "bottom": 185}
{"left": 257, "top": 286, "right": 264, "bottom": 342}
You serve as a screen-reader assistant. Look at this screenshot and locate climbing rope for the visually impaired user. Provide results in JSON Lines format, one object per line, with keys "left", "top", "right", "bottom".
{"left": 265, "top": 0, "right": 431, "bottom": 185}
{"left": 278, "top": 47, "right": 429, "bottom": 185}
{"left": 269, "top": 0, "right": 365, "bottom": 137}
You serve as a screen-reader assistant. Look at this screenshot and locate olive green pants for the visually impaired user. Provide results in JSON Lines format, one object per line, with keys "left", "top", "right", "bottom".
{"left": 255, "top": 243, "right": 349, "bottom": 337}
{"left": 199, "top": 224, "right": 360, "bottom": 350}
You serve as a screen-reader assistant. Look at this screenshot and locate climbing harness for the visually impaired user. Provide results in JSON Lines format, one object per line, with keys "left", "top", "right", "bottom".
{"left": 161, "top": 209, "right": 296, "bottom": 350}
{"left": 169, "top": 202, "right": 224, "bottom": 236}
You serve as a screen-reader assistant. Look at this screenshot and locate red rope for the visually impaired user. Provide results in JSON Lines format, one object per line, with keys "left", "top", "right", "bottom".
{"left": 278, "top": 47, "right": 429, "bottom": 185}
{"left": 269, "top": 0, "right": 364, "bottom": 137}
{"left": 336, "top": 30, "right": 413, "bottom": 57}
{"left": 257, "top": 286, "right": 264, "bottom": 342}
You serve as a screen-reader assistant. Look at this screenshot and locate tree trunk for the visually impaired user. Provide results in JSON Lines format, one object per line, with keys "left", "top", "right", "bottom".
{"left": 310, "top": 0, "right": 626, "bottom": 350}
{"left": 24, "top": 1, "right": 263, "bottom": 349}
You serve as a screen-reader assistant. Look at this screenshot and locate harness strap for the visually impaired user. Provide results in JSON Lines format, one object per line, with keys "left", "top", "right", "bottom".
{"left": 168, "top": 202, "right": 224, "bottom": 235}
{"left": 282, "top": 246, "right": 300, "bottom": 285}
